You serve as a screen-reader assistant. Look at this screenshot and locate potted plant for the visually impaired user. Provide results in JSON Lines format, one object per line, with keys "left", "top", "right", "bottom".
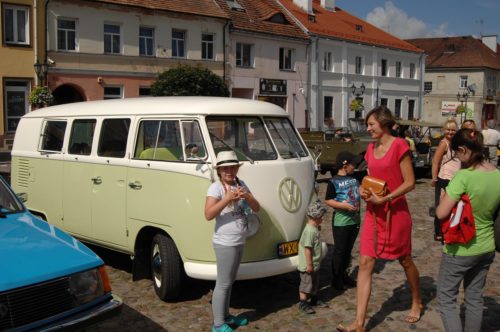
{"left": 455, "top": 105, "right": 467, "bottom": 114}
{"left": 349, "top": 99, "right": 364, "bottom": 112}
{"left": 29, "top": 86, "right": 54, "bottom": 108}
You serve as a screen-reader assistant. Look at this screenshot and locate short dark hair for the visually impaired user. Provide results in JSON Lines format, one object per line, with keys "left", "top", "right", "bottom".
{"left": 450, "top": 129, "right": 485, "bottom": 168}
{"left": 365, "top": 106, "right": 396, "bottom": 130}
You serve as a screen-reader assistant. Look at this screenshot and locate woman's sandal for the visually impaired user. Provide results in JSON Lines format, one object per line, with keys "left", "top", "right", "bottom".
{"left": 336, "top": 323, "right": 366, "bottom": 332}
{"left": 403, "top": 304, "right": 424, "bottom": 324}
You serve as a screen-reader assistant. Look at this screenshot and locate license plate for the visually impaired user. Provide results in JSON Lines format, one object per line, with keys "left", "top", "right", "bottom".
{"left": 278, "top": 240, "right": 299, "bottom": 258}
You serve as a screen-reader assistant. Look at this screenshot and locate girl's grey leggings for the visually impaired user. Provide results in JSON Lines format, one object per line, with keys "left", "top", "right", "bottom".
{"left": 212, "top": 243, "right": 244, "bottom": 327}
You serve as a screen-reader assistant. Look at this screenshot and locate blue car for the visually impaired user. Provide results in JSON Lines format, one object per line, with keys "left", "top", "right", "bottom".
{"left": 0, "top": 176, "right": 122, "bottom": 331}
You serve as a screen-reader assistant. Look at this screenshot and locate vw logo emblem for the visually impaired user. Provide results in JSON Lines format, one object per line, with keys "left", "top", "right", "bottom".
{"left": 278, "top": 177, "right": 301, "bottom": 213}
{"left": 0, "top": 303, "right": 8, "bottom": 320}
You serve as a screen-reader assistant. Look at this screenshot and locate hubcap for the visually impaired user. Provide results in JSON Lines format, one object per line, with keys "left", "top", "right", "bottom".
{"left": 152, "top": 244, "right": 162, "bottom": 287}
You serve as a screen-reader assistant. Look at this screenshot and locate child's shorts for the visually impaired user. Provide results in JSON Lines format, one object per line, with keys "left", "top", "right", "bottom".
{"left": 299, "top": 271, "right": 319, "bottom": 295}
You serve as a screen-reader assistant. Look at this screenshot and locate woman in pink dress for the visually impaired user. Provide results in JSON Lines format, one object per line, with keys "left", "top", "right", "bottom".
{"left": 337, "top": 106, "right": 422, "bottom": 332}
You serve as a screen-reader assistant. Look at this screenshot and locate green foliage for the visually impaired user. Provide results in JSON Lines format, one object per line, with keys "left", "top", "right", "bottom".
{"left": 151, "top": 65, "right": 229, "bottom": 97}
{"left": 29, "top": 86, "right": 54, "bottom": 107}
{"left": 455, "top": 105, "right": 467, "bottom": 114}
{"left": 349, "top": 99, "right": 364, "bottom": 112}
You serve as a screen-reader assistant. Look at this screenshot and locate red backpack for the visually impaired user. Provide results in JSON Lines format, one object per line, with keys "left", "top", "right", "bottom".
{"left": 441, "top": 194, "right": 476, "bottom": 245}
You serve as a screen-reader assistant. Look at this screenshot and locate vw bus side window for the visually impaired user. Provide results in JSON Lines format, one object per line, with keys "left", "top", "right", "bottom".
{"left": 134, "top": 120, "right": 183, "bottom": 161}
{"left": 68, "top": 119, "right": 96, "bottom": 155}
{"left": 264, "top": 117, "right": 308, "bottom": 159}
{"left": 181, "top": 120, "right": 206, "bottom": 160}
{"left": 40, "top": 120, "right": 67, "bottom": 152}
{"left": 97, "top": 118, "right": 130, "bottom": 158}
{"left": 206, "top": 116, "right": 277, "bottom": 161}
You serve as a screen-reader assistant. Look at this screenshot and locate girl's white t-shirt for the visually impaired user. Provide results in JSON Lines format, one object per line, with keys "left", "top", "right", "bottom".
{"left": 207, "top": 180, "right": 250, "bottom": 246}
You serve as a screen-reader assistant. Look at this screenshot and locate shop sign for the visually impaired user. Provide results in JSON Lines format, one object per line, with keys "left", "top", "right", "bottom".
{"left": 441, "top": 101, "right": 474, "bottom": 117}
{"left": 259, "top": 78, "right": 287, "bottom": 95}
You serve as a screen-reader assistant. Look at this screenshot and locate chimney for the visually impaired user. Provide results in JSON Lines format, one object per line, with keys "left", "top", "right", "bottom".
{"left": 481, "top": 35, "right": 498, "bottom": 53}
{"left": 320, "top": 0, "right": 335, "bottom": 11}
{"left": 293, "top": 0, "right": 313, "bottom": 14}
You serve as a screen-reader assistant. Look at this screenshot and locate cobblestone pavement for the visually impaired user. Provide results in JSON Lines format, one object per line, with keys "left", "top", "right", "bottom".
{"left": 89, "top": 177, "right": 500, "bottom": 332}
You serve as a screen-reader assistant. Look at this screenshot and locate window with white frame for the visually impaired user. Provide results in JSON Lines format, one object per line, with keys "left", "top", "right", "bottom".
{"left": 104, "top": 24, "right": 121, "bottom": 54}
{"left": 103, "top": 86, "right": 122, "bottom": 99}
{"left": 355, "top": 56, "right": 363, "bottom": 74}
{"left": 139, "top": 27, "right": 154, "bottom": 56}
{"left": 57, "top": 18, "right": 77, "bottom": 51}
{"left": 3, "top": 4, "right": 29, "bottom": 45}
{"left": 202, "top": 33, "right": 214, "bottom": 60}
{"left": 279, "top": 48, "right": 294, "bottom": 71}
{"left": 459, "top": 75, "right": 468, "bottom": 88}
{"left": 381, "top": 59, "right": 387, "bottom": 76}
{"left": 323, "top": 52, "right": 332, "bottom": 72}
{"left": 172, "top": 30, "right": 185, "bottom": 57}
{"left": 236, "top": 43, "right": 253, "bottom": 67}
{"left": 395, "top": 61, "right": 402, "bottom": 77}
{"left": 409, "top": 63, "right": 416, "bottom": 78}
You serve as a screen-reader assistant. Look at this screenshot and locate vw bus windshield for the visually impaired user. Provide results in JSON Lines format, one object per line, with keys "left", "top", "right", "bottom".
{"left": 206, "top": 116, "right": 307, "bottom": 161}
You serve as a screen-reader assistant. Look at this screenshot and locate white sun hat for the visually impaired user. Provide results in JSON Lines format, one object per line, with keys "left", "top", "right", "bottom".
{"left": 214, "top": 150, "right": 242, "bottom": 168}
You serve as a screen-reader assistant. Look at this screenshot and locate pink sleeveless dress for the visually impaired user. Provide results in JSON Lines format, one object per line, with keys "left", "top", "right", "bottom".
{"left": 360, "top": 138, "right": 412, "bottom": 259}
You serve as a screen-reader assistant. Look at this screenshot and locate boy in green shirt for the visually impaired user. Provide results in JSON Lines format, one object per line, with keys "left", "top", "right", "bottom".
{"left": 298, "top": 200, "right": 327, "bottom": 314}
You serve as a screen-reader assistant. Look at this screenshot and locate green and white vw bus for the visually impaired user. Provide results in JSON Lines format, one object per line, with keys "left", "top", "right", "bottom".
{"left": 11, "top": 97, "right": 317, "bottom": 300}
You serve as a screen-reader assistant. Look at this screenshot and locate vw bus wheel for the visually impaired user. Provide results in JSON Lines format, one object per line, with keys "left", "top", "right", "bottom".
{"left": 150, "top": 234, "right": 182, "bottom": 301}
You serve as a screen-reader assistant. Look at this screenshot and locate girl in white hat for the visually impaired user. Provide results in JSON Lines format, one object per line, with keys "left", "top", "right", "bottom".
{"left": 204, "top": 150, "right": 260, "bottom": 332}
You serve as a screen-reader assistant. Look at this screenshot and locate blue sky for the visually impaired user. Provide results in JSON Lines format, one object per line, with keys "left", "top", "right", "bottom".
{"left": 336, "top": 0, "right": 500, "bottom": 39}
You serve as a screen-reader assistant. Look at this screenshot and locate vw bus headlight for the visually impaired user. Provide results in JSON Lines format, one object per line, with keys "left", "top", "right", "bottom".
{"left": 69, "top": 267, "right": 106, "bottom": 305}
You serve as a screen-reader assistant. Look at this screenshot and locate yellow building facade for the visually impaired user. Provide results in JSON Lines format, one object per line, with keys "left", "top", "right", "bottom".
{"left": 0, "top": 0, "right": 45, "bottom": 149}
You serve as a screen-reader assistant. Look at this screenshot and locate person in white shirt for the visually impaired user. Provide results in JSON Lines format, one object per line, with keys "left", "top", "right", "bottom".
{"left": 481, "top": 119, "right": 500, "bottom": 165}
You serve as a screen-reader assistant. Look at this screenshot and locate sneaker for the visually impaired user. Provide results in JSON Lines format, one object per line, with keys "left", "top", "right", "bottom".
{"left": 211, "top": 323, "right": 234, "bottom": 332}
{"left": 310, "top": 297, "right": 330, "bottom": 308}
{"left": 298, "top": 301, "right": 316, "bottom": 314}
{"left": 225, "top": 314, "right": 248, "bottom": 326}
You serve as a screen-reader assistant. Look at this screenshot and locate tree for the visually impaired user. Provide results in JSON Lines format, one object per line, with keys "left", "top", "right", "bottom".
{"left": 151, "top": 65, "right": 229, "bottom": 97}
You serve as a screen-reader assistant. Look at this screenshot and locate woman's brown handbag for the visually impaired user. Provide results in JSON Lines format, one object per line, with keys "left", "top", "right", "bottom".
{"left": 361, "top": 176, "right": 388, "bottom": 197}
{"left": 362, "top": 175, "right": 390, "bottom": 257}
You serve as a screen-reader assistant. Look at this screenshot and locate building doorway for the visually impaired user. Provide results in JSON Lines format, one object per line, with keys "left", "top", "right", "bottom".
{"left": 52, "top": 84, "right": 85, "bottom": 105}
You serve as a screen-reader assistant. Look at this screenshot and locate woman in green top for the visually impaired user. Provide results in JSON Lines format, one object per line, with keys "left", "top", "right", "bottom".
{"left": 436, "top": 128, "right": 500, "bottom": 332}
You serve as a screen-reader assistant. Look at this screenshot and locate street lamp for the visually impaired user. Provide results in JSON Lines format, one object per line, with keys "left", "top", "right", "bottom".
{"left": 34, "top": 61, "right": 48, "bottom": 86}
{"left": 456, "top": 89, "right": 469, "bottom": 122}
{"left": 350, "top": 83, "right": 366, "bottom": 97}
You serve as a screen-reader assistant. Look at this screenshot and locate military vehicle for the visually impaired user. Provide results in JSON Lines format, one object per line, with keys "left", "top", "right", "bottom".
{"left": 301, "top": 118, "right": 443, "bottom": 178}
{"left": 301, "top": 118, "right": 372, "bottom": 177}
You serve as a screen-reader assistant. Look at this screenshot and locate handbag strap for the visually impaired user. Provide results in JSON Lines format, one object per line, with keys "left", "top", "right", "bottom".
{"left": 373, "top": 201, "right": 392, "bottom": 258}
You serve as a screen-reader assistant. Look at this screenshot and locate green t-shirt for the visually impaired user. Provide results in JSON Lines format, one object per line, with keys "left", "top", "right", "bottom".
{"left": 298, "top": 223, "right": 322, "bottom": 272}
{"left": 444, "top": 168, "right": 500, "bottom": 256}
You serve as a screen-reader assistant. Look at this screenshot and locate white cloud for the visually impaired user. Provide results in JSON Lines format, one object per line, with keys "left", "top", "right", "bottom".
{"left": 365, "top": 1, "right": 448, "bottom": 38}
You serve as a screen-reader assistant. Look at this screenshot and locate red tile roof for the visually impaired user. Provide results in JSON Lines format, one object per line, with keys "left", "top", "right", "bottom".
{"left": 214, "top": 0, "right": 308, "bottom": 40}
{"left": 406, "top": 36, "right": 500, "bottom": 70}
{"left": 92, "top": 0, "right": 229, "bottom": 19}
{"left": 277, "top": 0, "right": 422, "bottom": 53}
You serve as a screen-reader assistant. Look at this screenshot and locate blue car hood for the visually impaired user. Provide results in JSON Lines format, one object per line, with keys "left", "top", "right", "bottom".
{"left": 0, "top": 213, "right": 103, "bottom": 292}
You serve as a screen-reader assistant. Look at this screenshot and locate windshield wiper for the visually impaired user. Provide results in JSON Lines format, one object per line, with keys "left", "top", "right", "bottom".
{"left": 209, "top": 132, "right": 254, "bottom": 164}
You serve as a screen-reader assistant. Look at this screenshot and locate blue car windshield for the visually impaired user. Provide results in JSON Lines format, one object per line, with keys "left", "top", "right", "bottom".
{"left": 0, "top": 179, "right": 24, "bottom": 214}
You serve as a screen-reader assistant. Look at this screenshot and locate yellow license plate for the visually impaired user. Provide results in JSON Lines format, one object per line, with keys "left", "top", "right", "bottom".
{"left": 278, "top": 240, "right": 299, "bottom": 258}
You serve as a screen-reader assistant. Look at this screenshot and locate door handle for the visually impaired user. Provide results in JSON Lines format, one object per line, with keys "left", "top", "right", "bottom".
{"left": 128, "top": 181, "right": 142, "bottom": 190}
{"left": 91, "top": 176, "right": 102, "bottom": 185}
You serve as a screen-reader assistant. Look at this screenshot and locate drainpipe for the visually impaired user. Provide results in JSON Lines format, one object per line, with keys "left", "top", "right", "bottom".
{"left": 33, "top": 0, "right": 38, "bottom": 85}
{"left": 44, "top": 0, "right": 50, "bottom": 84}
{"left": 222, "top": 20, "right": 230, "bottom": 91}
